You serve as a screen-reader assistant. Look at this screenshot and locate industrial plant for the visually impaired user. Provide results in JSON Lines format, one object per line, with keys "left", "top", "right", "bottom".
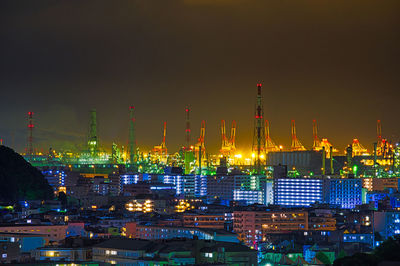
{"left": 19, "top": 84, "right": 400, "bottom": 180}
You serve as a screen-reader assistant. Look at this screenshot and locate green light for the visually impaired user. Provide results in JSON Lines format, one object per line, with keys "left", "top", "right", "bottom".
{"left": 353, "top": 165, "right": 358, "bottom": 175}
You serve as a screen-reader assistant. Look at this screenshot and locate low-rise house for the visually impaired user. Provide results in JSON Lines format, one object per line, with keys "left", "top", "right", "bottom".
{"left": 92, "top": 238, "right": 257, "bottom": 265}
{"left": 0, "top": 224, "right": 67, "bottom": 244}
{"left": 0, "top": 232, "right": 46, "bottom": 263}
{"left": 32, "top": 246, "right": 91, "bottom": 262}
{"left": 123, "top": 222, "right": 239, "bottom": 243}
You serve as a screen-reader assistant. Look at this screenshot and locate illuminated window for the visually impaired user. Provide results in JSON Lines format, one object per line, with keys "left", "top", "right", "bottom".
{"left": 46, "top": 251, "right": 59, "bottom": 257}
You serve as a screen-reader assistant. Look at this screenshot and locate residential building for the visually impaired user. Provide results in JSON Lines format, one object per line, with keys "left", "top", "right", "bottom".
{"left": 363, "top": 178, "right": 399, "bottom": 192}
{"left": 325, "top": 178, "right": 363, "bottom": 209}
{"left": 374, "top": 211, "right": 400, "bottom": 238}
{"left": 182, "top": 214, "right": 225, "bottom": 229}
{"left": 274, "top": 178, "right": 323, "bottom": 207}
{"left": 32, "top": 247, "right": 92, "bottom": 262}
{"left": 93, "top": 238, "right": 256, "bottom": 265}
{"left": 233, "top": 210, "right": 308, "bottom": 248}
{"left": 123, "top": 222, "right": 238, "bottom": 243}
{"left": 0, "top": 225, "right": 67, "bottom": 244}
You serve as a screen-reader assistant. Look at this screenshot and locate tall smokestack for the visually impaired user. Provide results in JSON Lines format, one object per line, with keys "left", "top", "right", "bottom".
{"left": 346, "top": 145, "right": 353, "bottom": 175}
{"left": 322, "top": 147, "right": 326, "bottom": 175}
{"left": 330, "top": 146, "right": 334, "bottom": 175}
{"left": 27, "top": 111, "right": 34, "bottom": 158}
{"left": 129, "top": 106, "right": 136, "bottom": 165}
{"left": 374, "top": 142, "right": 377, "bottom": 177}
{"left": 185, "top": 107, "right": 191, "bottom": 149}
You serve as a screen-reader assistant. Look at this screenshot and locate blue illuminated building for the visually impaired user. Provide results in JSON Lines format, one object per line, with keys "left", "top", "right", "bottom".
{"left": 390, "top": 193, "right": 400, "bottom": 208}
{"left": 273, "top": 178, "right": 323, "bottom": 207}
{"left": 324, "top": 178, "right": 362, "bottom": 209}
{"left": 366, "top": 191, "right": 390, "bottom": 209}
{"left": 162, "top": 175, "right": 185, "bottom": 195}
{"left": 206, "top": 175, "right": 256, "bottom": 204}
{"left": 233, "top": 190, "right": 263, "bottom": 205}
{"left": 120, "top": 174, "right": 139, "bottom": 185}
{"left": 158, "top": 174, "right": 206, "bottom": 198}
{"left": 149, "top": 184, "right": 175, "bottom": 191}
{"left": 42, "top": 169, "right": 66, "bottom": 189}
{"left": 263, "top": 181, "right": 274, "bottom": 205}
{"left": 343, "top": 233, "right": 374, "bottom": 248}
{"left": 119, "top": 173, "right": 139, "bottom": 193}
{"left": 194, "top": 175, "right": 207, "bottom": 197}
{"left": 374, "top": 211, "right": 400, "bottom": 238}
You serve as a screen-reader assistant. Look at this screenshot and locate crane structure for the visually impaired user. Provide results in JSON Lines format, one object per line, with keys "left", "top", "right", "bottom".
{"left": 194, "top": 120, "right": 206, "bottom": 165}
{"left": 312, "top": 120, "right": 337, "bottom": 157}
{"left": 350, "top": 139, "right": 369, "bottom": 156}
{"left": 252, "top": 83, "right": 266, "bottom": 174}
{"left": 312, "top": 119, "right": 321, "bottom": 150}
{"left": 291, "top": 120, "right": 306, "bottom": 151}
{"left": 220, "top": 120, "right": 236, "bottom": 156}
{"left": 265, "top": 120, "right": 279, "bottom": 152}
{"left": 376, "top": 120, "right": 388, "bottom": 156}
{"left": 27, "top": 111, "right": 34, "bottom": 157}
{"left": 153, "top": 122, "right": 167, "bottom": 155}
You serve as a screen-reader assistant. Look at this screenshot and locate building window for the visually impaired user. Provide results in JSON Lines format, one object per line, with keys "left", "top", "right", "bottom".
{"left": 46, "top": 251, "right": 59, "bottom": 257}
{"left": 205, "top": 253, "right": 213, "bottom": 258}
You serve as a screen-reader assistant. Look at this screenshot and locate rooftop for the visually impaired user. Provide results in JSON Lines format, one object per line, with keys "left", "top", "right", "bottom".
{"left": 94, "top": 238, "right": 151, "bottom": 251}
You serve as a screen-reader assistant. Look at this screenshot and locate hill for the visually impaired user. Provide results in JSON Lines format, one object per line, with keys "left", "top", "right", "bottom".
{"left": 0, "top": 146, "right": 53, "bottom": 201}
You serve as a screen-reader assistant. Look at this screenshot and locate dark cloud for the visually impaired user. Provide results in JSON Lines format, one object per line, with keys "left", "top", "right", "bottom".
{"left": 0, "top": 0, "right": 399, "bottom": 154}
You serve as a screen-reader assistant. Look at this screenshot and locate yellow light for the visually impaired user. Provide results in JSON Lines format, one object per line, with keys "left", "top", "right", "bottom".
{"left": 251, "top": 153, "right": 255, "bottom": 158}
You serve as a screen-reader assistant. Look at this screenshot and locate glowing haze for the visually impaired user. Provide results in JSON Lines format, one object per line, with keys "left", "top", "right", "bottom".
{"left": 0, "top": 0, "right": 399, "bottom": 154}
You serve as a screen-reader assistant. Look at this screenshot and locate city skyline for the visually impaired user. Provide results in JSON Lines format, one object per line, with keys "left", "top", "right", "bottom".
{"left": 1, "top": 2, "right": 400, "bottom": 265}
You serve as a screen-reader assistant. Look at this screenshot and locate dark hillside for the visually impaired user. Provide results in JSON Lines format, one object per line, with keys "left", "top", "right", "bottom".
{"left": 0, "top": 146, "right": 53, "bottom": 201}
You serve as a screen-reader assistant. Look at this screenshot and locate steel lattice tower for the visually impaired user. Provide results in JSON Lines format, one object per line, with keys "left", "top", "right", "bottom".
{"left": 27, "top": 111, "right": 34, "bottom": 157}
{"left": 252, "top": 83, "right": 266, "bottom": 174}
{"left": 185, "top": 107, "right": 191, "bottom": 150}
{"left": 88, "top": 109, "right": 98, "bottom": 157}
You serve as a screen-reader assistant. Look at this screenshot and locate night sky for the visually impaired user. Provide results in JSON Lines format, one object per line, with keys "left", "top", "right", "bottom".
{"left": 1, "top": 0, "right": 399, "bottom": 155}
